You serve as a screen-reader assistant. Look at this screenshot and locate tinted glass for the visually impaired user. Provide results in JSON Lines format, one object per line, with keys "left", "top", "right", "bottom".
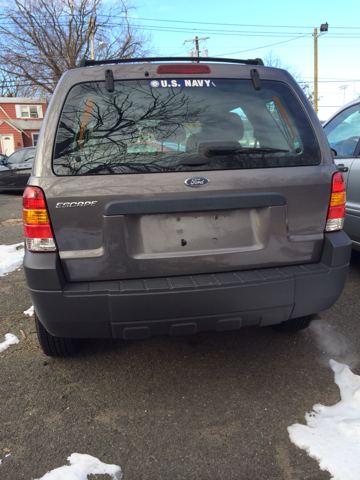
{"left": 324, "top": 103, "right": 360, "bottom": 157}
{"left": 53, "top": 79, "right": 321, "bottom": 175}
{"left": 8, "top": 149, "right": 26, "bottom": 164}
{"left": 24, "top": 149, "right": 35, "bottom": 162}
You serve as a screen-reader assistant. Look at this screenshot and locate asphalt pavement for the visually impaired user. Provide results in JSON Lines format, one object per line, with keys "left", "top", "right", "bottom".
{"left": 1, "top": 191, "right": 360, "bottom": 480}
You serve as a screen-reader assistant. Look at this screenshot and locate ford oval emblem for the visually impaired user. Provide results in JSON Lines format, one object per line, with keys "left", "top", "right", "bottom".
{"left": 184, "top": 177, "right": 210, "bottom": 187}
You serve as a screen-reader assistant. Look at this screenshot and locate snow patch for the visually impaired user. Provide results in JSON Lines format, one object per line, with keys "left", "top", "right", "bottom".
{"left": 0, "top": 334, "right": 20, "bottom": 353}
{"left": 0, "top": 243, "right": 24, "bottom": 276}
{"left": 288, "top": 360, "right": 360, "bottom": 480}
{"left": 34, "top": 453, "right": 122, "bottom": 480}
{"left": 24, "top": 306, "right": 34, "bottom": 316}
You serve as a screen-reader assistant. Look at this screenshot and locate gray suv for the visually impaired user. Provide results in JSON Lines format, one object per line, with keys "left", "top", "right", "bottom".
{"left": 23, "top": 57, "right": 352, "bottom": 357}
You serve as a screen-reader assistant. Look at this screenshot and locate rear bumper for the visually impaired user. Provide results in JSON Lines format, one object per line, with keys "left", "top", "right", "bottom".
{"left": 24, "top": 231, "right": 352, "bottom": 339}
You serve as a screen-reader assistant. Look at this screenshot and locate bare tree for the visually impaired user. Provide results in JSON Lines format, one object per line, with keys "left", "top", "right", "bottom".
{"left": 0, "top": 69, "right": 44, "bottom": 97}
{"left": 0, "top": 0, "right": 152, "bottom": 96}
{"left": 264, "top": 50, "right": 315, "bottom": 106}
{"left": 0, "top": 71, "right": 19, "bottom": 97}
{"left": 264, "top": 50, "right": 301, "bottom": 80}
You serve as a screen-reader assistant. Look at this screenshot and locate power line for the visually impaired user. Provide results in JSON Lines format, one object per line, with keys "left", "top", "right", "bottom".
{"left": 216, "top": 34, "right": 311, "bottom": 57}
{"left": 1, "top": 20, "right": 359, "bottom": 37}
{"left": 1, "top": 16, "right": 360, "bottom": 37}
{"left": 0, "top": 22, "right": 314, "bottom": 36}
{"left": 0, "top": 12, "right": 359, "bottom": 30}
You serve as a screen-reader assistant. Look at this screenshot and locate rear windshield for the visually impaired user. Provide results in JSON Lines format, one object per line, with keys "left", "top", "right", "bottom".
{"left": 53, "top": 78, "right": 321, "bottom": 175}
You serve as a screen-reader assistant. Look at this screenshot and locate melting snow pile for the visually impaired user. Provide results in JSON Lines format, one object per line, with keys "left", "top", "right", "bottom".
{"left": 34, "top": 453, "right": 122, "bottom": 480}
{"left": 24, "top": 305, "right": 34, "bottom": 316}
{"left": 0, "top": 334, "right": 20, "bottom": 353}
{"left": 0, "top": 243, "right": 24, "bottom": 276}
{"left": 288, "top": 360, "right": 360, "bottom": 480}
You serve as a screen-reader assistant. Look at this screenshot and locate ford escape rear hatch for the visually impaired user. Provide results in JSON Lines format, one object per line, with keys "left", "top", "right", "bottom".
{"left": 47, "top": 73, "right": 327, "bottom": 282}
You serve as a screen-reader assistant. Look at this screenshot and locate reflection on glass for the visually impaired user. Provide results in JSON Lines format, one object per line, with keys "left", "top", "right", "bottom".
{"left": 54, "top": 79, "right": 321, "bottom": 175}
{"left": 324, "top": 104, "right": 360, "bottom": 157}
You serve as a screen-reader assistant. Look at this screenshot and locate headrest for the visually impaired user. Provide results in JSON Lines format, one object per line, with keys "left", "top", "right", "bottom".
{"left": 153, "top": 122, "right": 186, "bottom": 143}
{"left": 201, "top": 112, "right": 244, "bottom": 141}
{"left": 186, "top": 112, "right": 244, "bottom": 152}
{"left": 220, "top": 112, "right": 244, "bottom": 140}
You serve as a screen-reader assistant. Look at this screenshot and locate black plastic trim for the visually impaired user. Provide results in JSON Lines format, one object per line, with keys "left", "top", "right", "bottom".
{"left": 320, "top": 230, "right": 352, "bottom": 268}
{"left": 24, "top": 249, "right": 66, "bottom": 290}
{"left": 79, "top": 56, "right": 264, "bottom": 68}
{"left": 104, "top": 192, "right": 286, "bottom": 216}
{"left": 251, "top": 68, "right": 261, "bottom": 90}
{"left": 27, "top": 261, "right": 348, "bottom": 339}
{"left": 105, "top": 69, "right": 114, "bottom": 92}
{"left": 24, "top": 231, "right": 351, "bottom": 339}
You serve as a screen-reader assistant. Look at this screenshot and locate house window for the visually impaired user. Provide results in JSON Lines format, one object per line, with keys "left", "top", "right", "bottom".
{"left": 32, "top": 133, "right": 39, "bottom": 146}
{"left": 20, "top": 105, "right": 39, "bottom": 118}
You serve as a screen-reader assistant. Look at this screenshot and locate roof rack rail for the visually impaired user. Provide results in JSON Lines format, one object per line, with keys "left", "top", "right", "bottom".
{"left": 79, "top": 56, "right": 264, "bottom": 68}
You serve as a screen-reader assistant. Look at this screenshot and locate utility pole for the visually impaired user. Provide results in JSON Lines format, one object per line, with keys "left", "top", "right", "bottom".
{"left": 185, "top": 36, "right": 210, "bottom": 58}
{"left": 89, "top": 16, "right": 97, "bottom": 60}
{"left": 313, "top": 23, "right": 328, "bottom": 116}
{"left": 314, "top": 28, "right": 318, "bottom": 115}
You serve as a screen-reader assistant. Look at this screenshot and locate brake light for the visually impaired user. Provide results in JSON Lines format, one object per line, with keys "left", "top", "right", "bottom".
{"left": 156, "top": 64, "right": 211, "bottom": 74}
{"left": 325, "top": 172, "right": 346, "bottom": 232}
{"left": 23, "top": 187, "right": 57, "bottom": 252}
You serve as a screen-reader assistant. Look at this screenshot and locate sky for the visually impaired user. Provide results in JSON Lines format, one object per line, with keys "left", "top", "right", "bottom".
{"left": 129, "top": 0, "right": 360, "bottom": 121}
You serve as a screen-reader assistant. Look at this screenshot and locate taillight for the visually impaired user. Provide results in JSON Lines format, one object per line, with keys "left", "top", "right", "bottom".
{"left": 23, "top": 187, "right": 57, "bottom": 252}
{"left": 325, "top": 172, "right": 346, "bottom": 232}
{"left": 156, "top": 64, "right": 211, "bottom": 74}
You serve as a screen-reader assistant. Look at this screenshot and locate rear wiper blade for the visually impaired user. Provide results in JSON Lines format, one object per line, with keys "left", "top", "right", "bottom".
{"left": 205, "top": 146, "right": 289, "bottom": 157}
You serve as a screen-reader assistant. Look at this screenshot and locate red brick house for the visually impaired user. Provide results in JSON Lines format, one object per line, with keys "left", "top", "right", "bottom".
{"left": 0, "top": 97, "right": 49, "bottom": 156}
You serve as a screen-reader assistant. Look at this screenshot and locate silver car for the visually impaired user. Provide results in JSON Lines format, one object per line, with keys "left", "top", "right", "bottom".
{"left": 22, "top": 57, "right": 351, "bottom": 357}
{"left": 323, "top": 98, "right": 360, "bottom": 250}
{"left": 0, "top": 147, "right": 36, "bottom": 191}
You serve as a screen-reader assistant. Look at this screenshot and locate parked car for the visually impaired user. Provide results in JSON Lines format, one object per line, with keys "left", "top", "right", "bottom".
{"left": 0, "top": 147, "right": 36, "bottom": 191}
{"left": 0, "top": 152, "right": 8, "bottom": 163}
{"left": 323, "top": 98, "right": 360, "bottom": 251}
{"left": 23, "top": 57, "right": 351, "bottom": 357}
{"left": 0, "top": 154, "right": 8, "bottom": 175}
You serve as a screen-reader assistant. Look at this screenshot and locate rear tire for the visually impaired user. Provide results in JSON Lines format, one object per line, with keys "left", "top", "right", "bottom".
{"left": 272, "top": 315, "right": 314, "bottom": 333}
{"left": 35, "top": 312, "right": 80, "bottom": 357}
